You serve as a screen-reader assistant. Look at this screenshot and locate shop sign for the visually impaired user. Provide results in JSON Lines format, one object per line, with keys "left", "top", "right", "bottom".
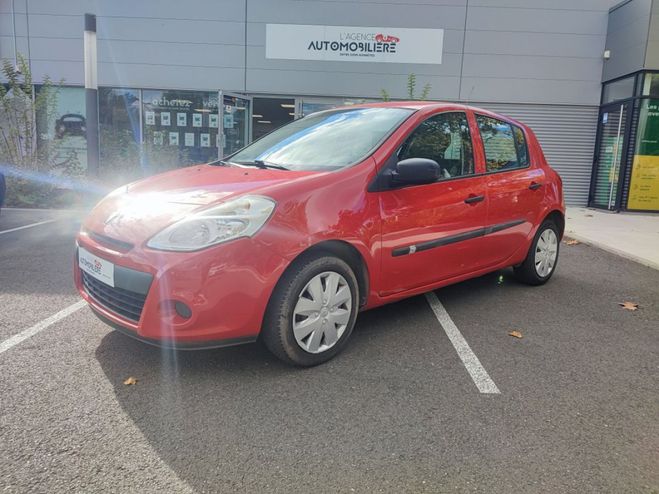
{"left": 628, "top": 99, "right": 659, "bottom": 211}
{"left": 266, "top": 24, "right": 443, "bottom": 64}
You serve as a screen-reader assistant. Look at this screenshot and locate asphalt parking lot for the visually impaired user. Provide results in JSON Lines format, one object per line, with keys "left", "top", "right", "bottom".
{"left": 0, "top": 208, "right": 657, "bottom": 493}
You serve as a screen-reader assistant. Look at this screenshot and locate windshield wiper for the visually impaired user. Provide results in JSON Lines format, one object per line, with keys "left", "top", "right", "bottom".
{"left": 237, "top": 160, "right": 289, "bottom": 171}
{"left": 208, "top": 159, "right": 231, "bottom": 166}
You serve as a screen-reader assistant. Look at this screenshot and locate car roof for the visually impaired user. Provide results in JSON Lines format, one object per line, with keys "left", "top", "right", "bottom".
{"left": 336, "top": 101, "right": 527, "bottom": 129}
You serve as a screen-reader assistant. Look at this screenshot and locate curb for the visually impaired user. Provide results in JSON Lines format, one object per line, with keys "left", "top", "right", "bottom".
{"left": 564, "top": 233, "right": 659, "bottom": 271}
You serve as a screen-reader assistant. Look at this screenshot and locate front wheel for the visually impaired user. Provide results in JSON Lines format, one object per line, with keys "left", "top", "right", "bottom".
{"left": 513, "top": 220, "right": 560, "bottom": 285}
{"left": 262, "top": 254, "right": 359, "bottom": 366}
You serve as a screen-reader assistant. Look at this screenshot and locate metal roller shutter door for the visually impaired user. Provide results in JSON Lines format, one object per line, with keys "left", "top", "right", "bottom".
{"left": 472, "top": 103, "right": 598, "bottom": 206}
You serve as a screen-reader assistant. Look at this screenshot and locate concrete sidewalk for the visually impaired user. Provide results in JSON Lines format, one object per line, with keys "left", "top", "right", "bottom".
{"left": 565, "top": 207, "right": 659, "bottom": 270}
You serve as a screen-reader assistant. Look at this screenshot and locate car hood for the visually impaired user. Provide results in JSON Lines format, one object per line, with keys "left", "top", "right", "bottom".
{"left": 83, "top": 164, "right": 316, "bottom": 247}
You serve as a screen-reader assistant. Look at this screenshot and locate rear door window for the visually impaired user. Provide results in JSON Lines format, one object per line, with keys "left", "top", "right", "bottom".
{"left": 476, "top": 115, "right": 529, "bottom": 172}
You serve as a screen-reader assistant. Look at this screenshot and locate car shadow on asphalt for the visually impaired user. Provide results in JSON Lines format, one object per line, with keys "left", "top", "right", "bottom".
{"left": 92, "top": 290, "right": 470, "bottom": 491}
{"left": 87, "top": 250, "right": 659, "bottom": 491}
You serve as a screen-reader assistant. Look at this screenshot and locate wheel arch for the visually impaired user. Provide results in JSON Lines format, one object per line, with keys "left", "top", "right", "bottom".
{"left": 279, "top": 240, "right": 370, "bottom": 308}
{"left": 544, "top": 209, "right": 565, "bottom": 239}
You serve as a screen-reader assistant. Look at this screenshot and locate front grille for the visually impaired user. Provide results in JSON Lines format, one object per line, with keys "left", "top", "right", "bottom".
{"left": 82, "top": 271, "right": 147, "bottom": 322}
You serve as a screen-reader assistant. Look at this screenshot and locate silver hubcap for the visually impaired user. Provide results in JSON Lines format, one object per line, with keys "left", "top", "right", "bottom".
{"left": 534, "top": 228, "right": 558, "bottom": 277}
{"left": 292, "top": 271, "right": 352, "bottom": 354}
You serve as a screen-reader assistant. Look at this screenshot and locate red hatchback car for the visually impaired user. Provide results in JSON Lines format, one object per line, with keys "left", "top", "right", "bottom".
{"left": 75, "top": 102, "right": 564, "bottom": 366}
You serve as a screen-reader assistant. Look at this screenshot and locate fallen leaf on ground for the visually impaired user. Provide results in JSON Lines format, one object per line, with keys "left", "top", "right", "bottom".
{"left": 508, "top": 331, "right": 523, "bottom": 339}
{"left": 618, "top": 302, "right": 639, "bottom": 311}
{"left": 565, "top": 239, "right": 580, "bottom": 245}
{"left": 123, "top": 376, "right": 138, "bottom": 385}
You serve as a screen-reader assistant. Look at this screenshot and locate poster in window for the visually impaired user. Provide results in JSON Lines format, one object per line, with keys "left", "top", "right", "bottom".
{"left": 153, "top": 131, "right": 164, "bottom": 145}
{"left": 184, "top": 132, "right": 195, "bottom": 147}
{"left": 224, "top": 113, "right": 234, "bottom": 129}
{"left": 628, "top": 99, "right": 659, "bottom": 210}
{"left": 145, "top": 111, "right": 155, "bottom": 126}
{"left": 193, "top": 113, "right": 203, "bottom": 127}
{"left": 177, "top": 113, "right": 187, "bottom": 127}
{"left": 42, "top": 87, "right": 88, "bottom": 170}
{"left": 169, "top": 132, "right": 179, "bottom": 146}
{"left": 200, "top": 133, "right": 210, "bottom": 147}
{"left": 209, "top": 114, "right": 219, "bottom": 128}
{"left": 160, "top": 112, "right": 171, "bottom": 126}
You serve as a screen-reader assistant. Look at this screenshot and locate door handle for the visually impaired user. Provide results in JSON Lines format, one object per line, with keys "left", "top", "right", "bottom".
{"left": 464, "top": 194, "right": 485, "bottom": 204}
{"left": 529, "top": 182, "right": 542, "bottom": 191}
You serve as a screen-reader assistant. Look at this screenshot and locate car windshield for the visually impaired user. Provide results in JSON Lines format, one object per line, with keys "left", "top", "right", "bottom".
{"left": 227, "top": 107, "right": 414, "bottom": 170}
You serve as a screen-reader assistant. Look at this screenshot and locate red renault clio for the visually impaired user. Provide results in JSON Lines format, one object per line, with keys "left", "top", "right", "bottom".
{"left": 75, "top": 102, "right": 564, "bottom": 366}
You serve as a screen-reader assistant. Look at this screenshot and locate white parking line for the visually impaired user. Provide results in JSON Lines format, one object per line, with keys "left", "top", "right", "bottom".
{"left": 425, "top": 292, "right": 500, "bottom": 394}
{"left": 0, "top": 219, "right": 56, "bottom": 235}
{"left": 0, "top": 301, "right": 86, "bottom": 354}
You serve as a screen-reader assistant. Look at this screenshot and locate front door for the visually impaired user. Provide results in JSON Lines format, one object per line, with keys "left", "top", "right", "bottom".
{"left": 378, "top": 111, "right": 489, "bottom": 296}
{"left": 219, "top": 92, "right": 251, "bottom": 158}
{"left": 590, "top": 102, "right": 629, "bottom": 210}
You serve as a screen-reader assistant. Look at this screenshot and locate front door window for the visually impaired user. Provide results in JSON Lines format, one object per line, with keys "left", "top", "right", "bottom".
{"left": 398, "top": 111, "right": 474, "bottom": 180}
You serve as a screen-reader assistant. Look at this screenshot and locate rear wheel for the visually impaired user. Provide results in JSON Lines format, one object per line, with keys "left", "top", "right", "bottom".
{"left": 262, "top": 254, "right": 359, "bottom": 366}
{"left": 513, "top": 220, "right": 560, "bottom": 285}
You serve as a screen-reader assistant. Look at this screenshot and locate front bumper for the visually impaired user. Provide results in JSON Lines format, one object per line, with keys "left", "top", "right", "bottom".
{"left": 74, "top": 232, "right": 290, "bottom": 346}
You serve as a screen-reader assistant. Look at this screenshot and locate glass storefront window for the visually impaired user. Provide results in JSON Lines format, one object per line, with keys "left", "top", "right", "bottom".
{"left": 602, "top": 76, "right": 635, "bottom": 104}
{"left": 252, "top": 97, "right": 295, "bottom": 140}
{"left": 36, "top": 86, "right": 87, "bottom": 173}
{"left": 641, "top": 73, "right": 659, "bottom": 98}
{"left": 627, "top": 98, "right": 659, "bottom": 211}
{"left": 222, "top": 94, "right": 250, "bottom": 157}
{"left": 142, "top": 89, "right": 219, "bottom": 170}
{"left": 301, "top": 102, "right": 336, "bottom": 115}
{"left": 98, "top": 87, "right": 141, "bottom": 182}
{"left": 300, "top": 97, "right": 373, "bottom": 117}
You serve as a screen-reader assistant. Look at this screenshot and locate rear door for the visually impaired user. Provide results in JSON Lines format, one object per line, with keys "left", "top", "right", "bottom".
{"left": 474, "top": 114, "right": 545, "bottom": 265}
{"left": 378, "top": 110, "right": 489, "bottom": 296}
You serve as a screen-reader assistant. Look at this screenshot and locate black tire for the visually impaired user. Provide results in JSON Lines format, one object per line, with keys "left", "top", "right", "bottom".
{"left": 262, "top": 253, "right": 359, "bottom": 367}
{"left": 513, "top": 220, "right": 560, "bottom": 286}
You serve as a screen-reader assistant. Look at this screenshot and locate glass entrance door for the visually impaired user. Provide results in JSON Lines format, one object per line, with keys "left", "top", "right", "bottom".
{"left": 591, "top": 103, "right": 629, "bottom": 209}
{"left": 219, "top": 92, "right": 251, "bottom": 158}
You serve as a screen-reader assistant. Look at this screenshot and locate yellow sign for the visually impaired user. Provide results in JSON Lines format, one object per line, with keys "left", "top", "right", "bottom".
{"left": 628, "top": 155, "right": 659, "bottom": 210}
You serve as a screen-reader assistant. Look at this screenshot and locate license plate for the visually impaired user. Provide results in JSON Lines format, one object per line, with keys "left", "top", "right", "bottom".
{"left": 79, "top": 247, "right": 115, "bottom": 287}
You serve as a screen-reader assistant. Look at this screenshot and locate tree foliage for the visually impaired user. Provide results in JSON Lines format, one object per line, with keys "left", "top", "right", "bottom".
{"left": 381, "top": 73, "right": 432, "bottom": 102}
{"left": 0, "top": 53, "right": 88, "bottom": 207}
{"left": 0, "top": 54, "right": 59, "bottom": 169}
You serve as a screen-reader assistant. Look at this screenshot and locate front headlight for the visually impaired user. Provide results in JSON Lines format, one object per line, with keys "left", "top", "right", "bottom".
{"left": 147, "top": 195, "right": 276, "bottom": 251}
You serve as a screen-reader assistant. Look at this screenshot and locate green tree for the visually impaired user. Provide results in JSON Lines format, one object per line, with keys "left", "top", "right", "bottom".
{"left": 0, "top": 54, "right": 85, "bottom": 207}
{"left": 381, "top": 73, "right": 432, "bottom": 101}
{"left": 0, "top": 54, "right": 55, "bottom": 169}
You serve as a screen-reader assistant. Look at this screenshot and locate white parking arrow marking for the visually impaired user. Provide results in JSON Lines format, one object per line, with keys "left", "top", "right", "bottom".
{"left": 425, "top": 292, "right": 500, "bottom": 394}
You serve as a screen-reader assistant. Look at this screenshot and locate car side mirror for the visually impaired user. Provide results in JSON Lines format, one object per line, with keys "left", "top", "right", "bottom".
{"left": 392, "top": 158, "right": 440, "bottom": 186}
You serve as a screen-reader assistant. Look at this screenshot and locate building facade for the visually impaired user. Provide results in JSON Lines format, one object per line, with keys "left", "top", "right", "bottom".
{"left": 594, "top": 0, "right": 659, "bottom": 212}
{"left": 0, "top": 0, "right": 657, "bottom": 209}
